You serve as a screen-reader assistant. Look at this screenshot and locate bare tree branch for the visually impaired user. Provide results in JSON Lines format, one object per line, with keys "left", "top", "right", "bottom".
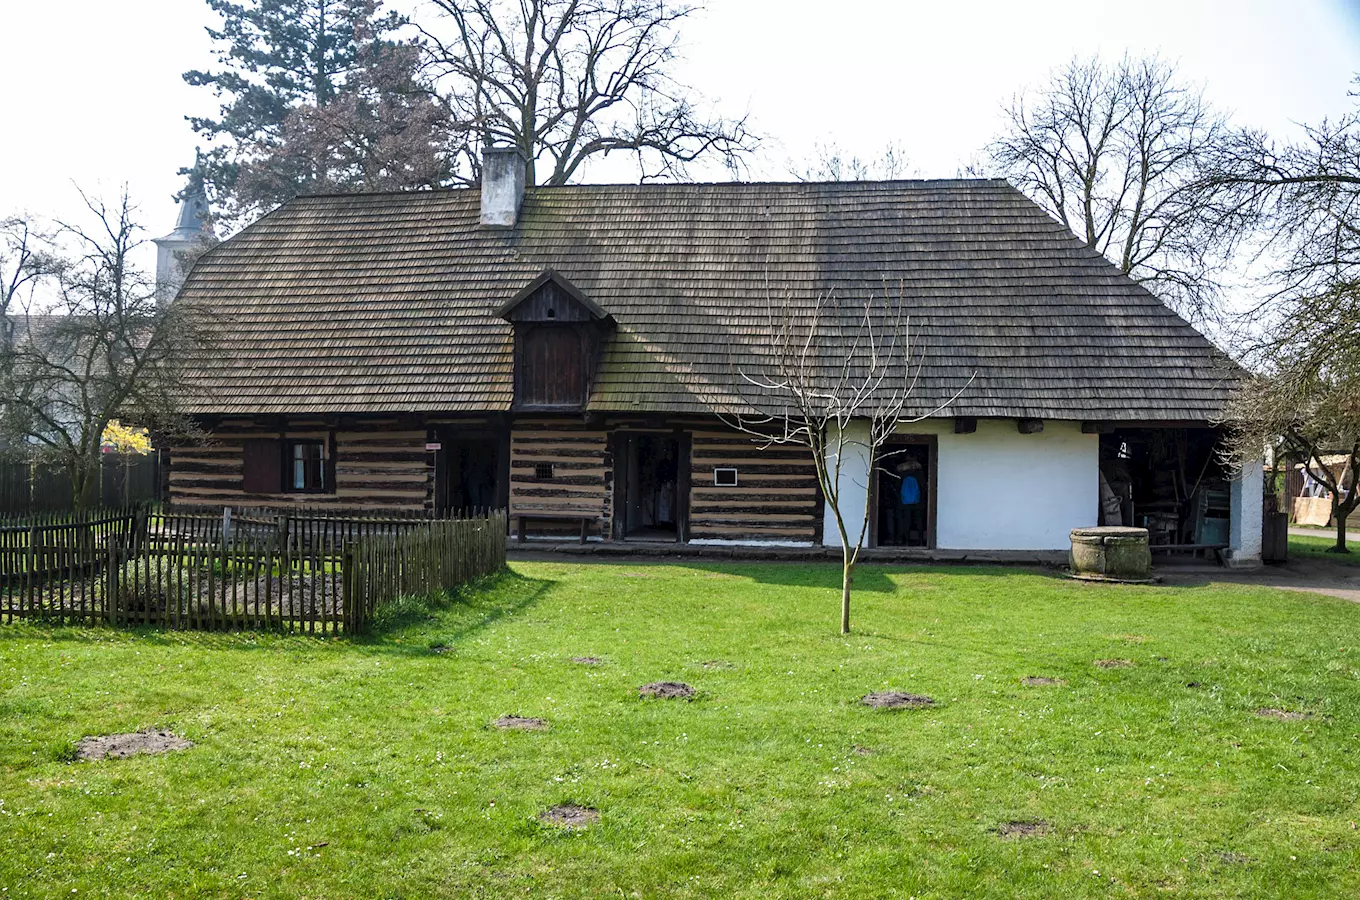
{"left": 986, "top": 55, "right": 1228, "bottom": 325}
{"left": 419, "top": 0, "right": 756, "bottom": 185}
{"left": 0, "top": 190, "right": 212, "bottom": 509}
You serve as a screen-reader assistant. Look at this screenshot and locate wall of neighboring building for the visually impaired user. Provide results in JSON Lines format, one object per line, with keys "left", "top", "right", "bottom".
{"left": 823, "top": 418, "right": 1099, "bottom": 551}
{"left": 168, "top": 417, "right": 433, "bottom": 511}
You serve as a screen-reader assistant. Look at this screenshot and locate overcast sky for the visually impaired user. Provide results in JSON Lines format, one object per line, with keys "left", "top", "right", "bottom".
{"left": 1, "top": 0, "right": 1357, "bottom": 255}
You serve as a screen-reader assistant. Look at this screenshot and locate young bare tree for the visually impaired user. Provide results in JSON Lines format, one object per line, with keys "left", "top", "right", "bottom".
{"left": 986, "top": 55, "right": 1227, "bottom": 324}
{"left": 0, "top": 190, "right": 209, "bottom": 510}
{"left": 712, "top": 282, "right": 963, "bottom": 634}
{"left": 417, "top": 0, "right": 756, "bottom": 185}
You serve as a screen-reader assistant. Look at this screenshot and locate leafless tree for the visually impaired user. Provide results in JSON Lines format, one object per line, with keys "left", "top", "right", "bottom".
{"left": 792, "top": 141, "right": 912, "bottom": 182}
{"left": 417, "top": 0, "right": 756, "bottom": 185}
{"left": 1225, "top": 355, "right": 1358, "bottom": 553}
{"left": 1, "top": 216, "right": 60, "bottom": 352}
{"left": 0, "top": 190, "right": 210, "bottom": 510}
{"left": 1196, "top": 101, "right": 1360, "bottom": 362}
{"left": 986, "top": 55, "right": 1227, "bottom": 324}
{"left": 1203, "top": 92, "right": 1360, "bottom": 551}
{"left": 711, "top": 281, "right": 965, "bottom": 634}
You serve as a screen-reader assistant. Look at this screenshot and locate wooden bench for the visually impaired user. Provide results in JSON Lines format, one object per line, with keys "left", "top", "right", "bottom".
{"left": 515, "top": 511, "right": 598, "bottom": 544}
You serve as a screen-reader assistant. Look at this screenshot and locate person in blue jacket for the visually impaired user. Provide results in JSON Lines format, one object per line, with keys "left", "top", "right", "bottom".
{"left": 884, "top": 457, "right": 924, "bottom": 545}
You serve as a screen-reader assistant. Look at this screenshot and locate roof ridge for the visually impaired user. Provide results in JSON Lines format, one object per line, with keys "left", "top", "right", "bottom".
{"left": 289, "top": 177, "right": 1014, "bottom": 202}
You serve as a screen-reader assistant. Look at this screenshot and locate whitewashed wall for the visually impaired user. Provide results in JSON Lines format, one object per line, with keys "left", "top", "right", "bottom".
{"left": 1227, "top": 455, "right": 1264, "bottom": 567}
{"left": 823, "top": 418, "right": 1099, "bottom": 551}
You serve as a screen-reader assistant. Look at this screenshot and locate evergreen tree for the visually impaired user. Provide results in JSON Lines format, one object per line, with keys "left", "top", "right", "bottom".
{"left": 184, "top": 0, "right": 451, "bottom": 223}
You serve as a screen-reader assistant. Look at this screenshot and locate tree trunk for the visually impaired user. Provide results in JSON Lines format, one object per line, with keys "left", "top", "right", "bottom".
{"left": 841, "top": 556, "right": 853, "bottom": 634}
{"left": 1332, "top": 503, "right": 1351, "bottom": 554}
{"left": 70, "top": 453, "right": 100, "bottom": 512}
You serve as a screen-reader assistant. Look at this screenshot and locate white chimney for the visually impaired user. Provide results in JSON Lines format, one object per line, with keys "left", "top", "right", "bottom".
{"left": 480, "top": 147, "right": 527, "bottom": 228}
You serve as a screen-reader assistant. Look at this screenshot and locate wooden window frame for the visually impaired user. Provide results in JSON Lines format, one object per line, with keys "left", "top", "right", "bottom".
{"left": 283, "top": 438, "right": 331, "bottom": 494}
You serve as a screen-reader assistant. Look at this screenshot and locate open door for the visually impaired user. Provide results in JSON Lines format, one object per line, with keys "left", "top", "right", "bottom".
{"left": 440, "top": 437, "right": 501, "bottom": 514}
{"left": 614, "top": 433, "right": 687, "bottom": 542}
{"left": 874, "top": 438, "right": 936, "bottom": 548}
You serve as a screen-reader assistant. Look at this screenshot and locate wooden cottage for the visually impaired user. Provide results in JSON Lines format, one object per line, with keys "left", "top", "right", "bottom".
{"left": 167, "top": 149, "right": 1261, "bottom": 563}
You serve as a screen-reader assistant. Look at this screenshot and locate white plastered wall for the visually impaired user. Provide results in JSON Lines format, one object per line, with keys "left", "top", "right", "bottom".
{"left": 823, "top": 418, "right": 1099, "bottom": 551}
{"left": 1226, "top": 455, "right": 1264, "bottom": 567}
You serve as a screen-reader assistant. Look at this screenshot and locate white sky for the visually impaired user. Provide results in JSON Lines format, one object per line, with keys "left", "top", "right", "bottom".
{"left": 1, "top": 0, "right": 1357, "bottom": 263}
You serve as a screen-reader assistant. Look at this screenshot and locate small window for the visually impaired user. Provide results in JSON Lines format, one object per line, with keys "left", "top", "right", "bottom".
{"left": 285, "top": 440, "right": 327, "bottom": 492}
{"left": 535, "top": 462, "right": 554, "bottom": 479}
{"left": 713, "top": 467, "right": 738, "bottom": 487}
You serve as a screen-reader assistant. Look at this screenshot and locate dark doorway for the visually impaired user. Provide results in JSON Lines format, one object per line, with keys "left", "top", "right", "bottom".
{"left": 1098, "top": 427, "right": 1230, "bottom": 551}
{"left": 442, "top": 438, "right": 500, "bottom": 513}
{"left": 875, "top": 441, "right": 934, "bottom": 547}
{"left": 618, "top": 433, "right": 684, "bottom": 541}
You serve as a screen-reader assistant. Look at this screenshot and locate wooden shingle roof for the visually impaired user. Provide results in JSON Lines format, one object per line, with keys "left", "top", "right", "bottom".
{"left": 178, "top": 179, "right": 1237, "bottom": 421}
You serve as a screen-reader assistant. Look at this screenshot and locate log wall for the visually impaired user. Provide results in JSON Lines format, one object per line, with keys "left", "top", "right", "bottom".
{"left": 168, "top": 418, "right": 433, "bottom": 511}
{"left": 508, "top": 419, "right": 611, "bottom": 538}
{"left": 688, "top": 428, "right": 821, "bottom": 543}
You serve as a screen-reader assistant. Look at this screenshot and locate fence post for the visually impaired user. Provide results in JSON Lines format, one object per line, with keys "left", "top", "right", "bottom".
{"left": 341, "top": 545, "right": 353, "bottom": 634}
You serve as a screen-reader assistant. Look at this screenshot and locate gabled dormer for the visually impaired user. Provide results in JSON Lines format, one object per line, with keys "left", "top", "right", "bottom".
{"left": 497, "top": 270, "right": 614, "bottom": 410}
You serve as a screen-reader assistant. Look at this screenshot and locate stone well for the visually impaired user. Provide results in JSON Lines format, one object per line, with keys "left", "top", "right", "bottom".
{"left": 1069, "top": 526, "right": 1152, "bottom": 582}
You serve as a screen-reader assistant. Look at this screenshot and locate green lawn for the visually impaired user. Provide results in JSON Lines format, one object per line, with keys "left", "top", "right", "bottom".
{"left": 1290, "top": 532, "right": 1359, "bottom": 564}
{"left": 2, "top": 561, "right": 1359, "bottom": 898}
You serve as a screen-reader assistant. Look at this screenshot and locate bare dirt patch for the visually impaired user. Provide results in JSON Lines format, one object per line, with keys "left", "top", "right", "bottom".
{"left": 1022, "top": 676, "right": 1066, "bottom": 687}
{"left": 1094, "top": 658, "right": 1135, "bottom": 669}
{"left": 494, "top": 716, "right": 549, "bottom": 731}
{"left": 852, "top": 745, "right": 875, "bottom": 756}
{"left": 570, "top": 656, "right": 603, "bottom": 666}
{"left": 538, "top": 804, "right": 599, "bottom": 829}
{"left": 639, "top": 681, "right": 695, "bottom": 700}
{"left": 1217, "top": 851, "right": 1252, "bottom": 865}
{"left": 996, "top": 819, "right": 1051, "bottom": 839}
{"left": 75, "top": 730, "right": 193, "bottom": 761}
{"left": 862, "top": 691, "right": 934, "bottom": 709}
{"left": 1254, "top": 707, "right": 1311, "bottom": 721}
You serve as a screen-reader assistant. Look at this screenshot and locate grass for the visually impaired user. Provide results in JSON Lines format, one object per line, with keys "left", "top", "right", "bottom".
{"left": 1290, "top": 531, "right": 1360, "bottom": 565}
{"left": 2, "top": 561, "right": 1360, "bottom": 897}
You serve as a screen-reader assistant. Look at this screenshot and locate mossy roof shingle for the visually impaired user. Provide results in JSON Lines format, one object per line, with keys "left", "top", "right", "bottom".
{"left": 178, "top": 179, "right": 1238, "bottom": 421}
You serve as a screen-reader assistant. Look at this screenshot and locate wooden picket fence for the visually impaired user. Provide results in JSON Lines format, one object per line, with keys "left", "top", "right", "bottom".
{"left": 0, "top": 507, "right": 507, "bottom": 634}
{"left": 342, "top": 514, "right": 508, "bottom": 633}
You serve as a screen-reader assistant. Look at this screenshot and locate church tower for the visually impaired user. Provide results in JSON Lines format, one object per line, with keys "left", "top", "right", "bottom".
{"left": 152, "top": 172, "right": 214, "bottom": 303}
